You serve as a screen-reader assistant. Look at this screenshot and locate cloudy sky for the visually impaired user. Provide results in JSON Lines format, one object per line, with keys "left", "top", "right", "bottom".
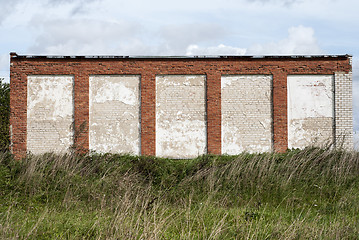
{"left": 0, "top": 0, "right": 358, "bottom": 147}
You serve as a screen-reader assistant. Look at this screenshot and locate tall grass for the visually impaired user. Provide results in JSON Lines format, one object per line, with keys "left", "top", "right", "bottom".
{"left": 0, "top": 148, "right": 359, "bottom": 239}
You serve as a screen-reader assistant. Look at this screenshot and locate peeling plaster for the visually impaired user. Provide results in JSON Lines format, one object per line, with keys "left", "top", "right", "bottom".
{"left": 221, "top": 75, "right": 272, "bottom": 154}
{"left": 27, "top": 76, "right": 74, "bottom": 154}
{"left": 156, "top": 75, "right": 206, "bottom": 158}
{"left": 89, "top": 75, "right": 140, "bottom": 154}
{"left": 287, "top": 75, "right": 334, "bottom": 149}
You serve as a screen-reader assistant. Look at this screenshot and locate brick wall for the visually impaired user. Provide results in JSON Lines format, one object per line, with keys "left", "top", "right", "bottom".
{"left": 10, "top": 54, "right": 353, "bottom": 159}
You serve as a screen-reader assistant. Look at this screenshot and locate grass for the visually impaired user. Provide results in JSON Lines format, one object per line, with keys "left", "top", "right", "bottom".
{"left": 0, "top": 147, "right": 359, "bottom": 239}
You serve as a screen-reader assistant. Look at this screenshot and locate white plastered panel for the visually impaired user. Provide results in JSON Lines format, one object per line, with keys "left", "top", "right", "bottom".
{"left": 221, "top": 75, "right": 272, "bottom": 154}
{"left": 89, "top": 75, "right": 140, "bottom": 154}
{"left": 287, "top": 75, "right": 334, "bottom": 149}
{"left": 156, "top": 75, "right": 206, "bottom": 158}
{"left": 27, "top": 75, "right": 74, "bottom": 154}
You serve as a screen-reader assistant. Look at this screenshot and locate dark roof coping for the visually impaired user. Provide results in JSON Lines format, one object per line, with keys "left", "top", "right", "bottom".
{"left": 10, "top": 52, "right": 352, "bottom": 60}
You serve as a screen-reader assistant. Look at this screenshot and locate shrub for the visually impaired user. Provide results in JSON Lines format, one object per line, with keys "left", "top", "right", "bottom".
{"left": 0, "top": 78, "right": 10, "bottom": 152}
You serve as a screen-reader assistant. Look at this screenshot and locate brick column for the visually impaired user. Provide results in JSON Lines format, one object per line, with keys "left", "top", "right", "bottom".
{"left": 206, "top": 72, "right": 221, "bottom": 155}
{"left": 141, "top": 72, "right": 156, "bottom": 156}
{"left": 9, "top": 68, "right": 27, "bottom": 159}
{"left": 272, "top": 70, "right": 288, "bottom": 152}
{"left": 73, "top": 73, "right": 89, "bottom": 153}
{"left": 334, "top": 71, "right": 353, "bottom": 149}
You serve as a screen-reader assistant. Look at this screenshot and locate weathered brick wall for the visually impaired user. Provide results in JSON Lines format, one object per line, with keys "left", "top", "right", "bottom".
{"left": 27, "top": 75, "right": 74, "bottom": 154}
{"left": 221, "top": 75, "right": 272, "bottom": 154}
{"left": 156, "top": 75, "right": 206, "bottom": 158}
{"left": 287, "top": 75, "right": 334, "bottom": 149}
{"left": 89, "top": 75, "right": 141, "bottom": 154}
{"left": 9, "top": 54, "right": 353, "bottom": 159}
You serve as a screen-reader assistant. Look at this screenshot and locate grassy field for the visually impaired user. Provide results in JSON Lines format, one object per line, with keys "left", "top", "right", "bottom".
{"left": 0, "top": 147, "right": 359, "bottom": 239}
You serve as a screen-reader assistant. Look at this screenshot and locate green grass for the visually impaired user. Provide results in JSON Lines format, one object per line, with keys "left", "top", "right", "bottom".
{"left": 0, "top": 148, "right": 359, "bottom": 239}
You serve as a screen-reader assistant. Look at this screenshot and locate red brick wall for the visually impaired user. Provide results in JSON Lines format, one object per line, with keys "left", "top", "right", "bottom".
{"left": 10, "top": 54, "right": 352, "bottom": 159}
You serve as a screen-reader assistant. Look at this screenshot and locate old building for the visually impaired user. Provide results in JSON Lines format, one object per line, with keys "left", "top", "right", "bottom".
{"left": 10, "top": 53, "right": 353, "bottom": 158}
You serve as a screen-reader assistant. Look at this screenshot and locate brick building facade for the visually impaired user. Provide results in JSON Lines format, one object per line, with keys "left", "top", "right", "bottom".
{"left": 10, "top": 53, "right": 353, "bottom": 159}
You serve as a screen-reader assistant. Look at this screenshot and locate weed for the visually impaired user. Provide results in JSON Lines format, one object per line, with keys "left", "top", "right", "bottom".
{"left": 0, "top": 147, "right": 358, "bottom": 239}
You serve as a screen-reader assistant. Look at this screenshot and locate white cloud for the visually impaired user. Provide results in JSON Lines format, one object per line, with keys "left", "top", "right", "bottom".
{"left": 353, "top": 80, "right": 359, "bottom": 130}
{"left": 27, "top": 20, "right": 230, "bottom": 56}
{"left": 354, "top": 64, "right": 359, "bottom": 151}
{"left": 246, "top": 0, "right": 304, "bottom": 6}
{"left": 0, "top": 54, "right": 8, "bottom": 69}
{"left": 27, "top": 23, "right": 324, "bottom": 57}
{"left": 46, "top": 0, "right": 99, "bottom": 5}
{"left": 158, "top": 24, "right": 227, "bottom": 55}
{"left": 0, "top": 0, "right": 100, "bottom": 26}
{"left": 184, "top": 25, "right": 321, "bottom": 56}
{"left": 352, "top": 58, "right": 359, "bottom": 135}
{"left": 0, "top": 0, "right": 22, "bottom": 24}
{"left": 45, "top": 0, "right": 102, "bottom": 15}
{"left": 247, "top": 25, "right": 321, "bottom": 55}
{"left": 186, "top": 44, "right": 246, "bottom": 56}
{"left": 0, "top": 54, "right": 10, "bottom": 83}
{"left": 354, "top": 133, "right": 359, "bottom": 151}
{"left": 28, "top": 19, "right": 149, "bottom": 55}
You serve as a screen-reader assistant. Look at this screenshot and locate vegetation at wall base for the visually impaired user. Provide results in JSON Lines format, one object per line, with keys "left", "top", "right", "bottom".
{"left": 0, "top": 148, "right": 359, "bottom": 239}
{"left": 0, "top": 78, "right": 10, "bottom": 152}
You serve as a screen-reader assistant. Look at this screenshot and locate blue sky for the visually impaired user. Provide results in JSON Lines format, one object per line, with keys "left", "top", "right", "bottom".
{"left": 0, "top": 0, "right": 358, "bottom": 148}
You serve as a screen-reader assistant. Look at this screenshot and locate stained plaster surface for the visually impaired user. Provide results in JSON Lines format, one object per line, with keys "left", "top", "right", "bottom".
{"left": 27, "top": 75, "right": 74, "bottom": 154}
{"left": 221, "top": 75, "right": 272, "bottom": 154}
{"left": 156, "top": 75, "right": 206, "bottom": 158}
{"left": 287, "top": 75, "right": 334, "bottom": 149}
{"left": 89, "top": 75, "right": 140, "bottom": 154}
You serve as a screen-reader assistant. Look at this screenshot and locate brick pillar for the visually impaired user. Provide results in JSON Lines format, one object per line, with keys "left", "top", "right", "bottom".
{"left": 141, "top": 72, "right": 156, "bottom": 156}
{"left": 206, "top": 72, "right": 221, "bottom": 155}
{"left": 272, "top": 70, "right": 288, "bottom": 152}
{"left": 10, "top": 69, "right": 27, "bottom": 159}
{"left": 334, "top": 71, "right": 353, "bottom": 149}
{"left": 73, "top": 73, "right": 89, "bottom": 153}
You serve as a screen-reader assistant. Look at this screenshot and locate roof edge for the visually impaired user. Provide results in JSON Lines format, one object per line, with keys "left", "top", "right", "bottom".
{"left": 10, "top": 52, "right": 352, "bottom": 60}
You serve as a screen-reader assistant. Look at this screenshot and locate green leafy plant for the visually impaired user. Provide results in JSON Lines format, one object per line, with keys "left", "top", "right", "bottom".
{"left": 0, "top": 78, "right": 10, "bottom": 152}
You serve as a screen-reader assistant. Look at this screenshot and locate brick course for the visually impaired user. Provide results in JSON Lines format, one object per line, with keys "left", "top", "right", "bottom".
{"left": 10, "top": 54, "right": 352, "bottom": 159}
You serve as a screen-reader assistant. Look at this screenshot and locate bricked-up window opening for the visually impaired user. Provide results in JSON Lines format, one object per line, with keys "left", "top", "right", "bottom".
{"left": 221, "top": 75, "right": 273, "bottom": 154}
{"left": 27, "top": 75, "right": 74, "bottom": 154}
{"left": 89, "top": 75, "right": 141, "bottom": 154}
{"left": 156, "top": 75, "right": 207, "bottom": 158}
{"left": 287, "top": 75, "right": 334, "bottom": 149}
